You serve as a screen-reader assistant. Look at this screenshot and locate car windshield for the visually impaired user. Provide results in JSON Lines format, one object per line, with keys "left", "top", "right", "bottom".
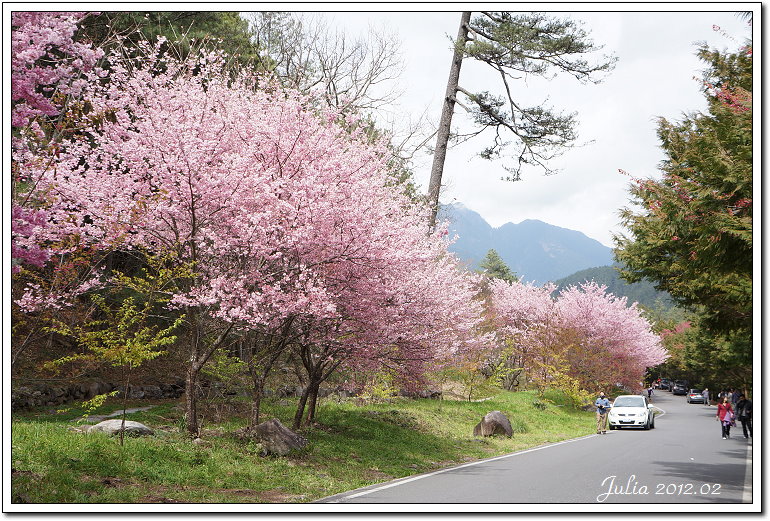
{"left": 613, "top": 396, "right": 645, "bottom": 408}
{"left": 690, "top": 389, "right": 702, "bottom": 394}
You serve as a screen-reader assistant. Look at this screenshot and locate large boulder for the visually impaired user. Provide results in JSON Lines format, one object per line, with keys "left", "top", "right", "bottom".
{"left": 253, "top": 419, "right": 308, "bottom": 456}
{"left": 473, "top": 410, "right": 513, "bottom": 437}
{"left": 88, "top": 419, "right": 154, "bottom": 437}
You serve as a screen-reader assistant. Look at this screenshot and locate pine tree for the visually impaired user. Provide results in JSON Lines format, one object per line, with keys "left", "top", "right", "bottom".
{"left": 428, "top": 12, "right": 616, "bottom": 226}
{"left": 478, "top": 249, "right": 518, "bottom": 283}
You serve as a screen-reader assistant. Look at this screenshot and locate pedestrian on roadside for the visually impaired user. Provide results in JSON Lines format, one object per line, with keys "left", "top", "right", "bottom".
{"left": 716, "top": 396, "right": 735, "bottom": 439}
{"left": 595, "top": 391, "right": 611, "bottom": 435}
{"left": 732, "top": 389, "right": 741, "bottom": 407}
{"left": 736, "top": 394, "right": 752, "bottom": 439}
{"left": 702, "top": 388, "right": 710, "bottom": 406}
{"left": 647, "top": 386, "right": 653, "bottom": 399}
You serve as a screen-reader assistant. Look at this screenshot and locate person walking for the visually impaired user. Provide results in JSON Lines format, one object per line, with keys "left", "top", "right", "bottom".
{"left": 595, "top": 391, "right": 611, "bottom": 434}
{"left": 647, "top": 386, "right": 653, "bottom": 399}
{"left": 717, "top": 396, "right": 735, "bottom": 439}
{"left": 702, "top": 388, "right": 710, "bottom": 406}
{"left": 736, "top": 394, "right": 752, "bottom": 439}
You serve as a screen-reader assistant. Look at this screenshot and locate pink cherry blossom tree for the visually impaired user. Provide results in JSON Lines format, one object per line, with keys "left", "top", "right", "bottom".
{"left": 11, "top": 12, "right": 104, "bottom": 270}
{"left": 489, "top": 279, "right": 668, "bottom": 396}
{"left": 18, "top": 41, "right": 488, "bottom": 435}
{"left": 10, "top": 13, "right": 115, "bottom": 373}
{"left": 287, "top": 227, "right": 488, "bottom": 428}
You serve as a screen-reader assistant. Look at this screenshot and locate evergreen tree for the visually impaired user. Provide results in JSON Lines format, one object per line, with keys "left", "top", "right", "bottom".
{"left": 79, "top": 12, "right": 266, "bottom": 70}
{"left": 478, "top": 249, "right": 518, "bottom": 283}
{"left": 615, "top": 43, "right": 752, "bottom": 340}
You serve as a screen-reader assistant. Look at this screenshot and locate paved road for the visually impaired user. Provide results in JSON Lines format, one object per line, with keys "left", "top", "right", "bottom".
{"left": 320, "top": 391, "right": 752, "bottom": 504}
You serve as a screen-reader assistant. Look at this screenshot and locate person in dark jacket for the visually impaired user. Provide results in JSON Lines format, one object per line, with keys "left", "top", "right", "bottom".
{"left": 736, "top": 394, "right": 752, "bottom": 439}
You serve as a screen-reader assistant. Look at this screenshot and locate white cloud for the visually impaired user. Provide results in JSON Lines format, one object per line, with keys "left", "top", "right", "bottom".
{"left": 318, "top": 8, "right": 753, "bottom": 247}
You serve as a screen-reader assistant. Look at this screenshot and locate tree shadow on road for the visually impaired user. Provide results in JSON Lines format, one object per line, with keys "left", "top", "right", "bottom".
{"left": 650, "top": 457, "right": 749, "bottom": 503}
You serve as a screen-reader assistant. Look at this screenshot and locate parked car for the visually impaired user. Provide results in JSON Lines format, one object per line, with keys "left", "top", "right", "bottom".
{"left": 672, "top": 383, "right": 688, "bottom": 395}
{"left": 659, "top": 379, "right": 672, "bottom": 391}
{"left": 686, "top": 389, "right": 705, "bottom": 404}
{"left": 608, "top": 395, "right": 656, "bottom": 430}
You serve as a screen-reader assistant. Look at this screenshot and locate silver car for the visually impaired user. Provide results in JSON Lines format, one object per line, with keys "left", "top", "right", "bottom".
{"left": 686, "top": 389, "right": 706, "bottom": 404}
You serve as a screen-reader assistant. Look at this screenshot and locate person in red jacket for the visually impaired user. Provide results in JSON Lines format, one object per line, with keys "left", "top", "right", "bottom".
{"left": 716, "top": 396, "right": 735, "bottom": 439}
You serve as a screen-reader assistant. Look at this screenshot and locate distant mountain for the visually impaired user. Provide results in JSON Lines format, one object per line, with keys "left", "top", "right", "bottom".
{"left": 553, "top": 265, "right": 675, "bottom": 311}
{"left": 438, "top": 202, "right": 614, "bottom": 284}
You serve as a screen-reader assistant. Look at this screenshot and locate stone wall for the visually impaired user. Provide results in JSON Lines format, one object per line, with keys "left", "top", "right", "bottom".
{"left": 11, "top": 380, "right": 440, "bottom": 411}
{"left": 11, "top": 381, "right": 185, "bottom": 411}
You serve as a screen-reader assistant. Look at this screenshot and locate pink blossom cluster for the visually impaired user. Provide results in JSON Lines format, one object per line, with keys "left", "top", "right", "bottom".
{"left": 11, "top": 12, "right": 103, "bottom": 128}
{"left": 11, "top": 12, "right": 104, "bottom": 271}
{"left": 11, "top": 206, "right": 50, "bottom": 273}
{"left": 16, "top": 45, "right": 487, "bottom": 378}
{"left": 715, "top": 85, "right": 752, "bottom": 113}
{"left": 488, "top": 279, "right": 668, "bottom": 390}
{"left": 660, "top": 321, "right": 692, "bottom": 339}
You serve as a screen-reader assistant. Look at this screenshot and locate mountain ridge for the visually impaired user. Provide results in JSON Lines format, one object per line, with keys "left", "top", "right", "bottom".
{"left": 439, "top": 202, "right": 613, "bottom": 283}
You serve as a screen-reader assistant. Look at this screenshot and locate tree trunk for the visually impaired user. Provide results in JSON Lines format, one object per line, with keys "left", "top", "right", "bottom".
{"left": 119, "top": 363, "right": 133, "bottom": 447}
{"left": 427, "top": 11, "right": 471, "bottom": 229}
{"left": 183, "top": 320, "right": 233, "bottom": 438}
{"left": 292, "top": 384, "right": 312, "bottom": 431}
{"left": 305, "top": 380, "right": 321, "bottom": 426}
{"left": 249, "top": 374, "right": 265, "bottom": 428}
{"left": 246, "top": 326, "right": 293, "bottom": 428}
{"left": 185, "top": 364, "right": 200, "bottom": 437}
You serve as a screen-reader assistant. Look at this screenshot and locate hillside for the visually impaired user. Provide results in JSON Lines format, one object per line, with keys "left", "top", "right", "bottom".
{"left": 554, "top": 264, "right": 675, "bottom": 311}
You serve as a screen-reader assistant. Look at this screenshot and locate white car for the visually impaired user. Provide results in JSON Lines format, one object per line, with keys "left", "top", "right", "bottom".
{"left": 608, "top": 395, "right": 656, "bottom": 430}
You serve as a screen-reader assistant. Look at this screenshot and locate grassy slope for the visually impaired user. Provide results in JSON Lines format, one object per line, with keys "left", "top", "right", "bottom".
{"left": 11, "top": 390, "right": 594, "bottom": 503}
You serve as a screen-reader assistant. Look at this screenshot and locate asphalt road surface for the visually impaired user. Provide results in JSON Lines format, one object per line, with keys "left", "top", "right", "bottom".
{"left": 320, "top": 391, "right": 753, "bottom": 504}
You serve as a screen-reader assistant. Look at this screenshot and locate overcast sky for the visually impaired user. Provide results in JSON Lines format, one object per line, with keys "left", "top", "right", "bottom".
{"left": 313, "top": 5, "right": 754, "bottom": 247}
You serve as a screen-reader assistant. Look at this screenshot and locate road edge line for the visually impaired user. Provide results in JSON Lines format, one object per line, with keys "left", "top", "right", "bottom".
{"left": 742, "top": 442, "right": 753, "bottom": 503}
{"left": 323, "top": 433, "right": 600, "bottom": 503}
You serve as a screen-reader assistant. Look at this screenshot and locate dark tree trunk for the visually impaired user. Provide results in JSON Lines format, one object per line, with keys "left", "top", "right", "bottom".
{"left": 293, "top": 383, "right": 312, "bottom": 431}
{"left": 183, "top": 320, "right": 233, "bottom": 438}
{"left": 185, "top": 364, "right": 200, "bottom": 437}
{"left": 249, "top": 374, "right": 265, "bottom": 428}
{"left": 304, "top": 380, "right": 321, "bottom": 426}
{"left": 246, "top": 322, "right": 295, "bottom": 428}
{"left": 428, "top": 11, "right": 472, "bottom": 229}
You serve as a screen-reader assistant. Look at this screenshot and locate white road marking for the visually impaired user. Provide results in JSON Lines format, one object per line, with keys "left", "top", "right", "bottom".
{"left": 742, "top": 442, "right": 753, "bottom": 503}
{"left": 327, "top": 433, "right": 600, "bottom": 503}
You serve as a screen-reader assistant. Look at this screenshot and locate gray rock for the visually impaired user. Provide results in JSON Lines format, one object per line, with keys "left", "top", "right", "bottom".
{"left": 85, "top": 381, "right": 102, "bottom": 399}
{"left": 252, "top": 419, "right": 307, "bottom": 456}
{"left": 141, "top": 385, "right": 163, "bottom": 399}
{"left": 88, "top": 419, "right": 154, "bottom": 437}
{"left": 473, "top": 410, "right": 513, "bottom": 437}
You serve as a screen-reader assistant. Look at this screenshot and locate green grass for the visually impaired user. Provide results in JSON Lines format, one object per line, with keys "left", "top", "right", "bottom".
{"left": 11, "top": 390, "right": 594, "bottom": 503}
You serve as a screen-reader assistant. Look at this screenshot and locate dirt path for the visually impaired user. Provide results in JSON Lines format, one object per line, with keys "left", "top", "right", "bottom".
{"left": 81, "top": 406, "right": 156, "bottom": 423}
